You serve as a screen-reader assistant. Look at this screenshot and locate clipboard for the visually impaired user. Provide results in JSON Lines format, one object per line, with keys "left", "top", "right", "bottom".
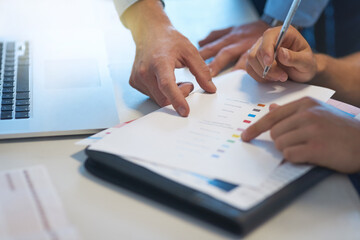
{"left": 84, "top": 148, "right": 333, "bottom": 236}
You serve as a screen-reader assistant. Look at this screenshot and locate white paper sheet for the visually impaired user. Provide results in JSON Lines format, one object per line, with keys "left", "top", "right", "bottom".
{"left": 133, "top": 158, "right": 312, "bottom": 210}
{"left": 89, "top": 70, "right": 334, "bottom": 186}
{"left": 0, "top": 166, "right": 78, "bottom": 240}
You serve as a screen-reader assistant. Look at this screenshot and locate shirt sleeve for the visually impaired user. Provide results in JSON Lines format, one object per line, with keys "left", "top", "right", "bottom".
{"left": 264, "top": 0, "right": 330, "bottom": 27}
{"left": 113, "top": 0, "right": 139, "bottom": 18}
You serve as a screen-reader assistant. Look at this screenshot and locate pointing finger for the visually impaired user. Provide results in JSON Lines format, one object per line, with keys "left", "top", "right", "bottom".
{"left": 154, "top": 62, "right": 190, "bottom": 117}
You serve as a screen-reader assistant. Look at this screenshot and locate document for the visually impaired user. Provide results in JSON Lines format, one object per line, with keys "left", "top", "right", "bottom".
{"left": 0, "top": 166, "right": 78, "bottom": 240}
{"left": 82, "top": 90, "right": 359, "bottom": 210}
{"left": 89, "top": 70, "right": 334, "bottom": 186}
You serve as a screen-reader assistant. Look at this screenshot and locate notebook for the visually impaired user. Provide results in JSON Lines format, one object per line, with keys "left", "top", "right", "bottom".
{"left": 84, "top": 70, "right": 336, "bottom": 235}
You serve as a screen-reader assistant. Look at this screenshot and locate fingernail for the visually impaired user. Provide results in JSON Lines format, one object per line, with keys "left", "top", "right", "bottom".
{"left": 264, "top": 55, "right": 272, "bottom": 66}
{"left": 281, "top": 48, "right": 289, "bottom": 61}
{"left": 269, "top": 103, "right": 279, "bottom": 111}
{"left": 209, "top": 67, "right": 216, "bottom": 77}
{"left": 280, "top": 72, "right": 288, "bottom": 82}
{"left": 209, "top": 80, "right": 217, "bottom": 90}
{"left": 178, "top": 106, "right": 187, "bottom": 117}
{"left": 267, "top": 77, "right": 278, "bottom": 82}
{"left": 241, "top": 131, "right": 248, "bottom": 141}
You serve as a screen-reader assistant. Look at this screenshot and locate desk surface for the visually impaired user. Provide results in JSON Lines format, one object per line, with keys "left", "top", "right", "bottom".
{"left": 1, "top": 0, "right": 360, "bottom": 239}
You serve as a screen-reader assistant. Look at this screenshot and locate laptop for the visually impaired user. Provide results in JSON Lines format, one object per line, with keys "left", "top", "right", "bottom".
{"left": 0, "top": 0, "right": 120, "bottom": 139}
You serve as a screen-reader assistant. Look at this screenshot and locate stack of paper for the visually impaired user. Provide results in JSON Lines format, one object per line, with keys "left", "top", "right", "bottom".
{"left": 86, "top": 70, "right": 336, "bottom": 210}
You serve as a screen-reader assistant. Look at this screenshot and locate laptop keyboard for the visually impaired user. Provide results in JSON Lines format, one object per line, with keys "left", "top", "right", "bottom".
{"left": 0, "top": 41, "right": 31, "bottom": 120}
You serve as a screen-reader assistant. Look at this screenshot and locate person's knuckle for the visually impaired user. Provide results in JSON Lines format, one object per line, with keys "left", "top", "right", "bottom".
{"left": 299, "top": 111, "right": 316, "bottom": 124}
{"left": 129, "top": 78, "right": 136, "bottom": 88}
{"left": 300, "top": 96, "right": 315, "bottom": 105}
{"left": 247, "top": 53, "right": 257, "bottom": 66}
{"left": 270, "top": 128, "right": 277, "bottom": 140}
{"left": 245, "top": 61, "right": 252, "bottom": 72}
{"left": 138, "top": 64, "right": 148, "bottom": 79}
{"left": 274, "top": 138, "right": 284, "bottom": 151}
{"left": 219, "top": 47, "right": 233, "bottom": 57}
{"left": 129, "top": 74, "right": 140, "bottom": 88}
{"left": 226, "top": 34, "right": 237, "bottom": 43}
{"left": 245, "top": 64, "right": 258, "bottom": 81}
{"left": 265, "top": 112, "right": 277, "bottom": 124}
{"left": 308, "top": 147, "right": 319, "bottom": 164}
{"left": 152, "top": 59, "right": 168, "bottom": 74}
{"left": 198, "top": 64, "right": 211, "bottom": 76}
{"left": 309, "top": 121, "right": 324, "bottom": 136}
{"left": 297, "top": 97, "right": 318, "bottom": 111}
{"left": 251, "top": 123, "right": 265, "bottom": 136}
{"left": 158, "top": 78, "right": 171, "bottom": 92}
{"left": 157, "top": 97, "right": 169, "bottom": 107}
{"left": 283, "top": 148, "right": 295, "bottom": 162}
{"left": 263, "top": 28, "right": 274, "bottom": 37}
{"left": 152, "top": 55, "right": 163, "bottom": 65}
{"left": 257, "top": 49, "right": 265, "bottom": 61}
{"left": 201, "top": 44, "right": 214, "bottom": 54}
{"left": 286, "top": 51, "right": 292, "bottom": 63}
{"left": 187, "top": 45, "right": 199, "bottom": 56}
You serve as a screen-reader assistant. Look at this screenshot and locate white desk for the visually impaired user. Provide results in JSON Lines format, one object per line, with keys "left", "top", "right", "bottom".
{"left": 1, "top": 0, "right": 360, "bottom": 239}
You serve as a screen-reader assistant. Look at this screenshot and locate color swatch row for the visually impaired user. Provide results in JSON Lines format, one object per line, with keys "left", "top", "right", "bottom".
{"left": 211, "top": 103, "right": 266, "bottom": 158}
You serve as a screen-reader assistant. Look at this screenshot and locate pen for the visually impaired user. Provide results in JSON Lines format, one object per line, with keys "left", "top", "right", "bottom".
{"left": 262, "top": 0, "right": 302, "bottom": 79}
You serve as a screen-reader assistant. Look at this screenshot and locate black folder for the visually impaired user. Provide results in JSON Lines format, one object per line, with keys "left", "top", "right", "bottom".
{"left": 85, "top": 148, "right": 332, "bottom": 236}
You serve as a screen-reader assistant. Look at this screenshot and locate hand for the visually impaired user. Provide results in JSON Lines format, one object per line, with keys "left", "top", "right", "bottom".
{"left": 123, "top": 0, "right": 216, "bottom": 117}
{"left": 246, "top": 26, "right": 317, "bottom": 83}
{"left": 198, "top": 20, "right": 269, "bottom": 77}
{"left": 241, "top": 97, "right": 360, "bottom": 173}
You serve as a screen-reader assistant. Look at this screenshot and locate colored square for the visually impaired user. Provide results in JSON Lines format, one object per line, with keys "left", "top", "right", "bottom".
{"left": 243, "top": 120, "right": 251, "bottom": 124}
{"left": 227, "top": 139, "right": 235, "bottom": 143}
{"left": 222, "top": 144, "right": 230, "bottom": 148}
{"left": 248, "top": 114, "right": 256, "bottom": 118}
{"left": 232, "top": 134, "right": 240, "bottom": 138}
{"left": 257, "top": 104, "right": 266, "bottom": 107}
{"left": 253, "top": 108, "right": 260, "bottom": 112}
{"left": 211, "top": 154, "right": 220, "bottom": 158}
{"left": 237, "top": 128, "right": 245, "bottom": 132}
{"left": 217, "top": 149, "right": 225, "bottom": 153}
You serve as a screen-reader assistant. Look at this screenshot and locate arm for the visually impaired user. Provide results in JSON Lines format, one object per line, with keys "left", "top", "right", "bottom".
{"left": 115, "top": 0, "right": 216, "bottom": 117}
{"left": 246, "top": 26, "right": 360, "bottom": 107}
{"left": 312, "top": 53, "right": 360, "bottom": 107}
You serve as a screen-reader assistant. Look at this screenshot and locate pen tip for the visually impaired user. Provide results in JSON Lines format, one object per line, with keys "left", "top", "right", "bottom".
{"left": 262, "top": 66, "right": 269, "bottom": 79}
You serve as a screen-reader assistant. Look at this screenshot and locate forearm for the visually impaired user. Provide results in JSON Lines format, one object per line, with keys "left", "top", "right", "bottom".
{"left": 311, "top": 53, "right": 360, "bottom": 107}
{"left": 122, "top": 0, "right": 171, "bottom": 44}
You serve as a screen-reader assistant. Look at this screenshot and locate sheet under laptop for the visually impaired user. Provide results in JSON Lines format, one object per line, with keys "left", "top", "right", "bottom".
{"left": 0, "top": 166, "right": 78, "bottom": 240}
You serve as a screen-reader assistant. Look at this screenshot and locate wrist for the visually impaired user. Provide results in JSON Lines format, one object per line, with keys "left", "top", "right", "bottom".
{"left": 260, "top": 14, "right": 279, "bottom": 28}
{"left": 122, "top": 0, "right": 171, "bottom": 43}
{"left": 313, "top": 54, "right": 329, "bottom": 81}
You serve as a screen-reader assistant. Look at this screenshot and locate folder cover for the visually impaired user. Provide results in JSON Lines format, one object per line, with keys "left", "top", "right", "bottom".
{"left": 85, "top": 148, "right": 332, "bottom": 236}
